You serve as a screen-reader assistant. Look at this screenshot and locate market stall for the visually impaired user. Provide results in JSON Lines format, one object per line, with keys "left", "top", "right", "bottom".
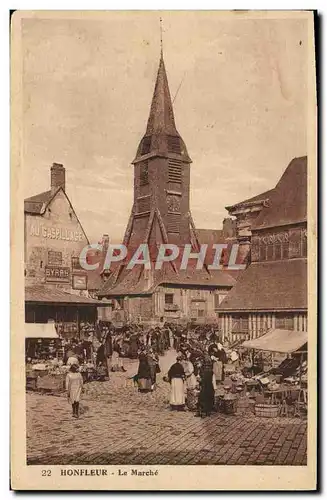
{"left": 242, "top": 329, "right": 308, "bottom": 417}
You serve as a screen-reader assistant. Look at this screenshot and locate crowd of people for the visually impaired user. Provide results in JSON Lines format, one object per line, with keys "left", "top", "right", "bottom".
{"left": 60, "top": 322, "right": 245, "bottom": 419}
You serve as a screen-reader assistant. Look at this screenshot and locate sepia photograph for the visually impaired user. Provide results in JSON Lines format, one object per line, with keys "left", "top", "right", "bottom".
{"left": 10, "top": 10, "right": 317, "bottom": 490}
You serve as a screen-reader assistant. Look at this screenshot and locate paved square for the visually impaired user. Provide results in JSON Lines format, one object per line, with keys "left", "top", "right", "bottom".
{"left": 26, "top": 351, "right": 307, "bottom": 466}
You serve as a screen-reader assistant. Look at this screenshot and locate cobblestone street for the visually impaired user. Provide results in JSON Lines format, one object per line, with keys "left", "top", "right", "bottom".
{"left": 26, "top": 350, "right": 307, "bottom": 466}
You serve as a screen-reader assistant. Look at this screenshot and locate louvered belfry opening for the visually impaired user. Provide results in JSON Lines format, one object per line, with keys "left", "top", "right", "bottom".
{"left": 167, "top": 213, "right": 180, "bottom": 234}
{"left": 139, "top": 161, "right": 149, "bottom": 186}
{"left": 168, "top": 158, "right": 182, "bottom": 184}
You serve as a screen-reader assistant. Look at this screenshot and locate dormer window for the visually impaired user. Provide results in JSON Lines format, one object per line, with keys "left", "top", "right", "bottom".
{"left": 141, "top": 136, "right": 151, "bottom": 155}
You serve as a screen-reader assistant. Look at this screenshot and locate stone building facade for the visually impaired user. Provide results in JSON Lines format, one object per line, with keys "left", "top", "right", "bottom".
{"left": 24, "top": 163, "right": 103, "bottom": 336}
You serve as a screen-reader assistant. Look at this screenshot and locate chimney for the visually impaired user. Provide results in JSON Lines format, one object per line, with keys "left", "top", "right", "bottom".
{"left": 102, "top": 234, "right": 110, "bottom": 253}
{"left": 223, "top": 218, "right": 237, "bottom": 238}
{"left": 51, "top": 163, "right": 65, "bottom": 193}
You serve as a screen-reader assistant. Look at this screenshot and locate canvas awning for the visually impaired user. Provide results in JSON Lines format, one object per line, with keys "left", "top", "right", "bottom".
{"left": 25, "top": 323, "right": 59, "bottom": 339}
{"left": 242, "top": 329, "right": 307, "bottom": 354}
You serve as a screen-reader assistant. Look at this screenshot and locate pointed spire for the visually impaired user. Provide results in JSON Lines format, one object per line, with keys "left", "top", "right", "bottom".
{"left": 160, "top": 17, "right": 163, "bottom": 59}
{"left": 133, "top": 32, "right": 191, "bottom": 164}
{"left": 145, "top": 52, "right": 178, "bottom": 136}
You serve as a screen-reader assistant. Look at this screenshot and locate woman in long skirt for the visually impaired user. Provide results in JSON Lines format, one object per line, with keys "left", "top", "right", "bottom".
{"left": 182, "top": 357, "right": 198, "bottom": 411}
{"left": 147, "top": 349, "right": 159, "bottom": 390}
{"left": 136, "top": 351, "right": 152, "bottom": 393}
{"left": 168, "top": 356, "right": 186, "bottom": 411}
{"left": 66, "top": 364, "right": 83, "bottom": 418}
{"left": 196, "top": 354, "right": 215, "bottom": 417}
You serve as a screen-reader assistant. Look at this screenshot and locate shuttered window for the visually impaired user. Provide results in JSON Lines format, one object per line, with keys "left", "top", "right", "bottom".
{"left": 139, "top": 161, "right": 148, "bottom": 186}
{"left": 137, "top": 196, "right": 150, "bottom": 213}
{"left": 167, "top": 213, "right": 180, "bottom": 233}
{"left": 167, "top": 135, "right": 181, "bottom": 154}
{"left": 168, "top": 159, "right": 182, "bottom": 184}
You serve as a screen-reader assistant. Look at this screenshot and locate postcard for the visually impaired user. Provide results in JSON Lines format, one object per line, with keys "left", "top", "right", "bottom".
{"left": 11, "top": 10, "right": 317, "bottom": 490}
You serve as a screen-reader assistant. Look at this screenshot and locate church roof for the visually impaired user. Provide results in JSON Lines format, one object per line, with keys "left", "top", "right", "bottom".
{"left": 133, "top": 53, "right": 191, "bottom": 163}
{"left": 252, "top": 156, "right": 307, "bottom": 230}
{"left": 146, "top": 54, "right": 177, "bottom": 136}
{"left": 98, "top": 262, "right": 236, "bottom": 297}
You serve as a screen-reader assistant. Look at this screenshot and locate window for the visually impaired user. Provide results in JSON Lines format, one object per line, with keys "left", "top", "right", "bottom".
{"left": 275, "top": 313, "right": 294, "bottom": 330}
{"left": 167, "top": 135, "right": 181, "bottom": 154}
{"left": 139, "top": 161, "right": 149, "bottom": 185}
{"left": 72, "top": 257, "right": 82, "bottom": 270}
{"left": 165, "top": 293, "right": 174, "bottom": 305}
{"left": 274, "top": 243, "right": 281, "bottom": 260}
{"left": 267, "top": 244, "right": 274, "bottom": 260}
{"left": 48, "top": 250, "right": 62, "bottom": 266}
{"left": 141, "top": 137, "right": 151, "bottom": 155}
{"left": 168, "top": 159, "right": 182, "bottom": 184}
{"left": 259, "top": 245, "right": 266, "bottom": 261}
{"left": 232, "top": 315, "right": 249, "bottom": 333}
{"left": 282, "top": 242, "right": 289, "bottom": 259}
{"left": 198, "top": 309, "right": 205, "bottom": 318}
{"left": 214, "top": 294, "right": 227, "bottom": 308}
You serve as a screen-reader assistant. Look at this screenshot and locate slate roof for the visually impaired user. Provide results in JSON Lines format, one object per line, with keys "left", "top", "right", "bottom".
{"left": 252, "top": 156, "right": 307, "bottom": 230}
{"left": 25, "top": 285, "right": 106, "bottom": 306}
{"left": 24, "top": 190, "right": 53, "bottom": 214}
{"left": 218, "top": 259, "right": 307, "bottom": 312}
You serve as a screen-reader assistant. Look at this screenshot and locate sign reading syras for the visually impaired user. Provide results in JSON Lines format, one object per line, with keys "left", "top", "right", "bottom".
{"left": 45, "top": 266, "right": 71, "bottom": 283}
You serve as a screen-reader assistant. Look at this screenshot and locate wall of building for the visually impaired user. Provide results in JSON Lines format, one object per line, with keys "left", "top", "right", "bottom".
{"left": 107, "top": 286, "right": 230, "bottom": 324}
{"left": 219, "top": 311, "right": 308, "bottom": 342}
{"left": 153, "top": 285, "right": 230, "bottom": 324}
{"left": 25, "top": 189, "right": 89, "bottom": 293}
{"left": 125, "top": 295, "right": 154, "bottom": 322}
{"left": 251, "top": 224, "right": 307, "bottom": 263}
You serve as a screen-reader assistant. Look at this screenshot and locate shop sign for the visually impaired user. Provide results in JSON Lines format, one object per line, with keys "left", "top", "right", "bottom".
{"left": 72, "top": 274, "right": 87, "bottom": 290}
{"left": 30, "top": 223, "right": 84, "bottom": 242}
{"left": 45, "top": 266, "right": 70, "bottom": 283}
{"left": 48, "top": 250, "right": 62, "bottom": 266}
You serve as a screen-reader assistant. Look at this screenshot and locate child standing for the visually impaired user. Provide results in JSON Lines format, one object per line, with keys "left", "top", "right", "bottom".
{"left": 66, "top": 364, "right": 83, "bottom": 418}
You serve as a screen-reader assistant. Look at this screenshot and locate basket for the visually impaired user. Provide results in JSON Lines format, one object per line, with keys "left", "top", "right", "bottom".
{"left": 222, "top": 398, "right": 237, "bottom": 415}
{"left": 254, "top": 403, "right": 280, "bottom": 418}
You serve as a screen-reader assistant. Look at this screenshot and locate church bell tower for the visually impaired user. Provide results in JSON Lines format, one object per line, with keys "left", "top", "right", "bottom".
{"left": 123, "top": 51, "right": 194, "bottom": 254}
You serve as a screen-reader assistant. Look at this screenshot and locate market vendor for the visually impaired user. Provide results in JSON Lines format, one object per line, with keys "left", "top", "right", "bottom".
{"left": 67, "top": 353, "right": 79, "bottom": 366}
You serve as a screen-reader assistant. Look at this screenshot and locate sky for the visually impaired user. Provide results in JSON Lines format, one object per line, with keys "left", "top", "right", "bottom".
{"left": 22, "top": 11, "right": 308, "bottom": 243}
